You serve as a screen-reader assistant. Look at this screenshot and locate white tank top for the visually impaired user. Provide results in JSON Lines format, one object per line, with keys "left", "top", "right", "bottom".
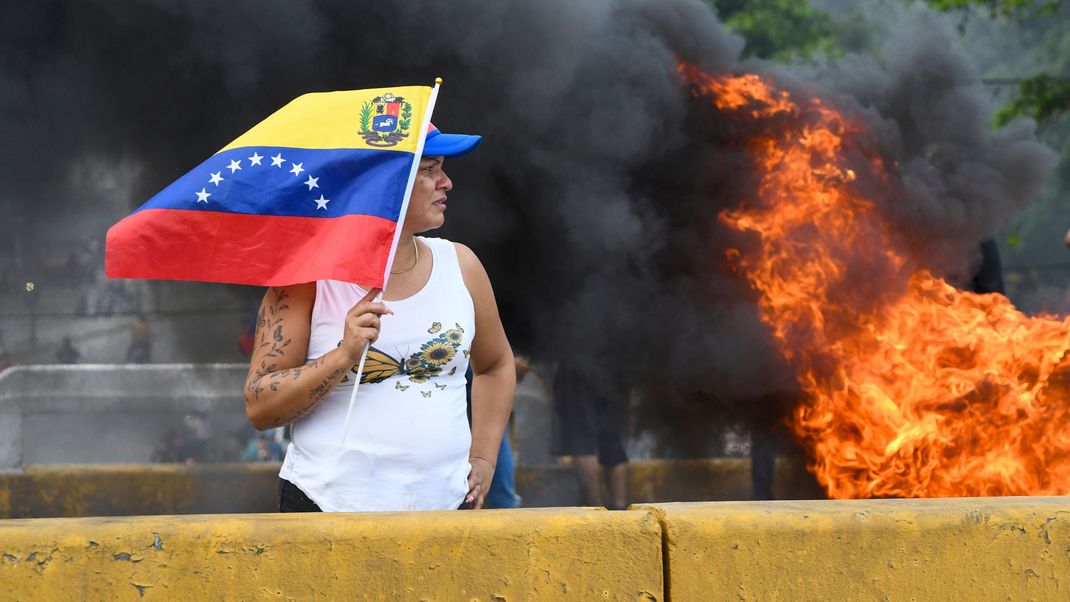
{"left": 279, "top": 237, "right": 475, "bottom": 511}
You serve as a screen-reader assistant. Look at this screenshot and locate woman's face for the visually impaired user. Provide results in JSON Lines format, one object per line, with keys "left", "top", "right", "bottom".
{"left": 404, "top": 156, "right": 452, "bottom": 233}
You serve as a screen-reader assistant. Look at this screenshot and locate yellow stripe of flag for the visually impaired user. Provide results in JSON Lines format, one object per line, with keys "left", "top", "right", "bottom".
{"left": 218, "top": 85, "right": 432, "bottom": 153}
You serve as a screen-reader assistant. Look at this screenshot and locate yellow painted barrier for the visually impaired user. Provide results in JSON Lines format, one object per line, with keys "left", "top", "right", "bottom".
{"left": 0, "top": 508, "right": 663, "bottom": 601}
{"left": 0, "top": 459, "right": 825, "bottom": 519}
{"left": 0, "top": 464, "right": 281, "bottom": 518}
{"left": 637, "top": 497, "right": 1070, "bottom": 601}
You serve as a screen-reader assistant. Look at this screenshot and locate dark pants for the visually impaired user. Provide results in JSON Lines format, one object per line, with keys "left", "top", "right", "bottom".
{"left": 279, "top": 478, "right": 322, "bottom": 512}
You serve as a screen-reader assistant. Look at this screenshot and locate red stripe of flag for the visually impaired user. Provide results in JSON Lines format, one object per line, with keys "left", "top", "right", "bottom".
{"left": 106, "top": 209, "right": 397, "bottom": 287}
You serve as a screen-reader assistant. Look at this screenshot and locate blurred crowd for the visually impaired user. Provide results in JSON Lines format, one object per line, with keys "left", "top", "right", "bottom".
{"left": 151, "top": 414, "right": 285, "bottom": 464}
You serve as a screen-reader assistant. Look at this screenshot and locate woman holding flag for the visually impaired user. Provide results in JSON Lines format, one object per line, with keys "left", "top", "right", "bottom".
{"left": 105, "top": 83, "right": 513, "bottom": 511}
{"left": 243, "top": 124, "right": 516, "bottom": 512}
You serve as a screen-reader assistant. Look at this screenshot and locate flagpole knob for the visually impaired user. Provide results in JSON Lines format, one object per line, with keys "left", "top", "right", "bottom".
{"left": 435, "top": 77, "right": 443, "bottom": 85}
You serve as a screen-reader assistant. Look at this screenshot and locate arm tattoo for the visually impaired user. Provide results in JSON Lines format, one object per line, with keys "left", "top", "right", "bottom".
{"left": 247, "top": 288, "right": 293, "bottom": 400}
{"left": 247, "top": 288, "right": 350, "bottom": 428}
{"left": 269, "top": 364, "right": 344, "bottom": 428}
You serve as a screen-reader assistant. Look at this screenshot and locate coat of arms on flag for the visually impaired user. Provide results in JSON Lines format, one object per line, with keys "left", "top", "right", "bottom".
{"left": 359, "top": 93, "right": 413, "bottom": 147}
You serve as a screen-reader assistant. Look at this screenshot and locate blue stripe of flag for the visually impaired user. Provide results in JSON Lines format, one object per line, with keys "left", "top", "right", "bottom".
{"left": 135, "top": 146, "right": 414, "bottom": 221}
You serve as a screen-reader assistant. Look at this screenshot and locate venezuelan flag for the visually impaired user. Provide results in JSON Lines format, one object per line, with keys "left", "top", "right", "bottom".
{"left": 106, "top": 84, "right": 436, "bottom": 288}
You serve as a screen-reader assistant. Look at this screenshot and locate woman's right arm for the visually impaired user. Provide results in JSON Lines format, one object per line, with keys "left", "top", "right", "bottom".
{"left": 243, "top": 283, "right": 390, "bottom": 430}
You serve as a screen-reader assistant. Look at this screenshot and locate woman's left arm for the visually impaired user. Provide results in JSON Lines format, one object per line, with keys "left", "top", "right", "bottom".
{"left": 457, "top": 242, "right": 515, "bottom": 509}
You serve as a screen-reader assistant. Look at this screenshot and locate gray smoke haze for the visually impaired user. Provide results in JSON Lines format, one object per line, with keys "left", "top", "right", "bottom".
{"left": 0, "top": 1, "right": 1057, "bottom": 440}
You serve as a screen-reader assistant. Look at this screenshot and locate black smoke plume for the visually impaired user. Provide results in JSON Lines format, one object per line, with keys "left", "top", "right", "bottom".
{"left": 1, "top": 1, "right": 1055, "bottom": 452}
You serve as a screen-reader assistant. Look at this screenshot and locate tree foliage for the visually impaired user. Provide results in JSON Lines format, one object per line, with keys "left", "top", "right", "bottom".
{"left": 710, "top": 0, "right": 842, "bottom": 60}
{"left": 921, "top": 0, "right": 1070, "bottom": 306}
{"left": 926, "top": 0, "right": 1061, "bottom": 18}
{"left": 712, "top": 0, "right": 1070, "bottom": 307}
{"left": 994, "top": 75, "right": 1070, "bottom": 126}
{"left": 925, "top": 0, "right": 1067, "bottom": 124}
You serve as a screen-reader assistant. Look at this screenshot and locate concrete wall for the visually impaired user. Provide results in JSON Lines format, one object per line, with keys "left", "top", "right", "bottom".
{"left": 520, "top": 457, "right": 823, "bottom": 508}
{"left": 0, "top": 464, "right": 280, "bottom": 519}
{"left": 0, "top": 364, "right": 249, "bottom": 468}
{"left": 0, "top": 363, "right": 558, "bottom": 469}
{"left": 0, "top": 281, "right": 256, "bottom": 366}
{"left": 4, "top": 497, "right": 1070, "bottom": 600}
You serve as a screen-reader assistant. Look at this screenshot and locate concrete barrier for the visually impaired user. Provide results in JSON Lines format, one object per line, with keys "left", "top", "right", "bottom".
{"left": 0, "top": 508, "right": 663, "bottom": 601}
{"left": 0, "top": 459, "right": 822, "bottom": 519}
{"left": 0, "top": 464, "right": 280, "bottom": 519}
{"left": 520, "top": 457, "right": 822, "bottom": 507}
{"left": 0, "top": 364, "right": 249, "bottom": 468}
{"left": 637, "top": 497, "right": 1070, "bottom": 601}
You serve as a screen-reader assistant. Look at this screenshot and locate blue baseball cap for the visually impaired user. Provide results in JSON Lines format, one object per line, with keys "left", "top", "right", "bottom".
{"left": 423, "top": 123, "right": 481, "bottom": 158}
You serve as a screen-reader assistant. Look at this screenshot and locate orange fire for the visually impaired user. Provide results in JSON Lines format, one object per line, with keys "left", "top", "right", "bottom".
{"left": 681, "top": 63, "right": 1070, "bottom": 499}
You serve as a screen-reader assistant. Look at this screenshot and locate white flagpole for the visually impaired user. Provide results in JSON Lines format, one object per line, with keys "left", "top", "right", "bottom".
{"left": 340, "top": 78, "right": 442, "bottom": 444}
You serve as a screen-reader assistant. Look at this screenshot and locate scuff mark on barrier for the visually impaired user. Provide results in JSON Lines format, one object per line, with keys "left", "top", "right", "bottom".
{"left": 87, "top": 541, "right": 99, "bottom": 548}
{"left": 1000, "top": 523, "right": 1027, "bottom": 536}
{"left": 151, "top": 532, "right": 163, "bottom": 551}
{"left": 113, "top": 552, "right": 140, "bottom": 562}
{"left": 31, "top": 548, "right": 58, "bottom": 573}
{"left": 247, "top": 544, "right": 268, "bottom": 556}
{"left": 131, "top": 583, "right": 150, "bottom": 597}
{"left": 1039, "top": 512, "right": 1070, "bottom": 546}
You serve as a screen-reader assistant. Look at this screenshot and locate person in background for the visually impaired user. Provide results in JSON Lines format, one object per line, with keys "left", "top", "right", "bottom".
{"left": 0, "top": 330, "right": 12, "bottom": 373}
{"left": 238, "top": 311, "right": 257, "bottom": 357}
{"left": 55, "top": 336, "right": 80, "bottom": 364}
{"left": 241, "top": 431, "right": 285, "bottom": 462}
{"left": 151, "top": 429, "right": 184, "bottom": 463}
{"left": 472, "top": 354, "right": 529, "bottom": 509}
{"left": 551, "top": 360, "right": 630, "bottom": 510}
{"left": 970, "top": 239, "right": 1005, "bottom": 295}
{"left": 126, "top": 314, "right": 152, "bottom": 363}
{"left": 181, "top": 413, "right": 211, "bottom": 462}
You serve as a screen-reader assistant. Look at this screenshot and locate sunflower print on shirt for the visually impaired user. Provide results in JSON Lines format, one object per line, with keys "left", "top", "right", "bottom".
{"left": 353, "top": 324, "right": 466, "bottom": 391}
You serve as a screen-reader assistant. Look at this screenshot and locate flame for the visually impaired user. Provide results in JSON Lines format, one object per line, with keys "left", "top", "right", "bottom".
{"left": 681, "top": 63, "right": 1070, "bottom": 499}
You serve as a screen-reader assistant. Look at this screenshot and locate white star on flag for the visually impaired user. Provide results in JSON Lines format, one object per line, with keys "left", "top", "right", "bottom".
{"left": 196, "top": 188, "right": 211, "bottom": 203}
{"left": 314, "top": 194, "right": 330, "bottom": 210}
{"left": 227, "top": 159, "right": 242, "bottom": 173}
{"left": 248, "top": 152, "right": 264, "bottom": 166}
{"left": 289, "top": 162, "right": 305, "bottom": 177}
{"left": 208, "top": 171, "right": 224, "bottom": 186}
{"left": 270, "top": 153, "right": 285, "bottom": 167}
{"left": 304, "top": 175, "right": 319, "bottom": 190}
